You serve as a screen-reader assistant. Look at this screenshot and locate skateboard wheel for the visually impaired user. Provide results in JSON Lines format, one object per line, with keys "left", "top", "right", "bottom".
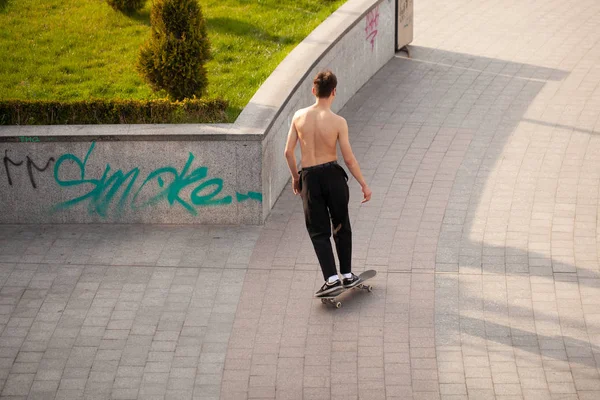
{"left": 335, "top": 302, "right": 342, "bottom": 308}
{"left": 367, "top": 285, "right": 373, "bottom": 292}
{"left": 321, "top": 298, "right": 326, "bottom": 304}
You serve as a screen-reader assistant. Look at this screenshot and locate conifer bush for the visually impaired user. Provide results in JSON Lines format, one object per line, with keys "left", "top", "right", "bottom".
{"left": 137, "top": 0, "right": 210, "bottom": 100}
{"left": 107, "top": 0, "right": 144, "bottom": 13}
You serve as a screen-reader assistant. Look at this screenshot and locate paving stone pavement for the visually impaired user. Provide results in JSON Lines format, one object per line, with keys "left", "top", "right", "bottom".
{"left": 2, "top": 0, "right": 600, "bottom": 398}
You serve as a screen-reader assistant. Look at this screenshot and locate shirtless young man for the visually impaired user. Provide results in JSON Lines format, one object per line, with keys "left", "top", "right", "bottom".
{"left": 284, "top": 70, "right": 372, "bottom": 297}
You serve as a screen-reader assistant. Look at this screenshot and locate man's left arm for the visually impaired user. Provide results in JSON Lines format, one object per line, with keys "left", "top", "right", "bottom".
{"left": 284, "top": 116, "right": 301, "bottom": 195}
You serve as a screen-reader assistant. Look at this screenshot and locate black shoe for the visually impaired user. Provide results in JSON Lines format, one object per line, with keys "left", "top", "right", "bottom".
{"left": 342, "top": 273, "right": 361, "bottom": 288}
{"left": 315, "top": 280, "right": 343, "bottom": 297}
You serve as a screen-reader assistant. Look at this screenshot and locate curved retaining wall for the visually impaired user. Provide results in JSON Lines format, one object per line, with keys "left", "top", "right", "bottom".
{"left": 0, "top": 0, "right": 395, "bottom": 224}
{"left": 245, "top": 0, "right": 395, "bottom": 218}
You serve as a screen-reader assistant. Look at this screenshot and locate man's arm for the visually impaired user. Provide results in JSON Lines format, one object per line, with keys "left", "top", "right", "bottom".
{"left": 338, "top": 117, "right": 372, "bottom": 203}
{"left": 284, "top": 116, "right": 301, "bottom": 194}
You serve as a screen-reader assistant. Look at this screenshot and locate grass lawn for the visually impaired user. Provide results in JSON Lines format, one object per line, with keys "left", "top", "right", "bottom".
{"left": 0, "top": 0, "right": 345, "bottom": 121}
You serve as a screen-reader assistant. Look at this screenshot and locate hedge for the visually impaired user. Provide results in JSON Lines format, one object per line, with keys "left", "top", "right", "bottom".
{"left": 107, "top": 0, "right": 145, "bottom": 13}
{"left": 0, "top": 98, "right": 228, "bottom": 125}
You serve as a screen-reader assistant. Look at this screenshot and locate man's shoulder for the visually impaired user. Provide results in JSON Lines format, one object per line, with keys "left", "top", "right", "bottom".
{"left": 333, "top": 113, "right": 347, "bottom": 124}
{"left": 292, "top": 107, "right": 346, "bottom": 127}
{"left": 293, "top": 106, "right": 311, "bottom": 119}
{"left": 329, "top": 112, "right": 347, "bottom": 128}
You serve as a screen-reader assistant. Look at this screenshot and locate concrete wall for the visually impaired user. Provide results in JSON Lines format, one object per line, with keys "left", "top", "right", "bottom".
{"left": 0, "top": 0, "right": 396, "bottom": 224}
{"left": 0, "top": 133, "right": 262, "bottom": 224}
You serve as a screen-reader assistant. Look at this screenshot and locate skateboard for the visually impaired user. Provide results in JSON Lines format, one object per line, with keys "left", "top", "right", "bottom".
{"left": 317, "top": 269, "right": 377, "bottom": 308}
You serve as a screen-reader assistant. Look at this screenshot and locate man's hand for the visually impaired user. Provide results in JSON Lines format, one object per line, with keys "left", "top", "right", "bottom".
{"left": 361, "top": 185, "right": 372, "bottom": 203}
{"left": 293, "top": 178, "right": 301, "bottom": 195}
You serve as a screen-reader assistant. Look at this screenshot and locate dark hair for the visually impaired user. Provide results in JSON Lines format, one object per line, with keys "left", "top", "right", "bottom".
{"left": 313, "top": 70, "right": 337, "bottom": 98}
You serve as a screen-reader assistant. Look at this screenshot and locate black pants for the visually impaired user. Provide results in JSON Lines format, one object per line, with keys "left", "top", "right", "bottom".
{"left": 300, "top": 161, "right": 352, "bottom": 280}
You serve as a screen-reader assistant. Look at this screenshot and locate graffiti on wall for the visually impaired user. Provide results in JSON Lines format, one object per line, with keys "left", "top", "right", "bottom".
{"left": 2, "top": 142, "right": 262, "bottom": 218}
{"left": 3, "top": 150, "right": 55, "bottom": 189}
{"left": 365, "top": 5, "right": 380, "bottom": 51}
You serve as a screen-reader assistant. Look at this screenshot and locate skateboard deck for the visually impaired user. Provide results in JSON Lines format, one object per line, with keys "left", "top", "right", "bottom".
{"left": 317, "top": 269, "right": 377, "bottom": 308}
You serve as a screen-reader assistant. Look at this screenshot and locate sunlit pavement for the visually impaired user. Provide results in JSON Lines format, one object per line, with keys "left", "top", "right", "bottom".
{"left": 1, "top": 0, "right": 600, "bottom": 398}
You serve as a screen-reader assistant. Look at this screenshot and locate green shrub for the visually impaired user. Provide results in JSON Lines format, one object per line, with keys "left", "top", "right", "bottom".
{"left": 107, "top": 0, "right": 145, "bottom": 13}
{"left": 137, "top": 0, "right": 210, "bottom": 100}
{"left": 0, "top": 98, "right": 227, "bottom": 125}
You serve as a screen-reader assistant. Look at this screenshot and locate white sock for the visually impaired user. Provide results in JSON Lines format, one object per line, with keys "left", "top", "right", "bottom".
{"left": 327, "top": 275, "right": 339, "bottom": 283}
{"left": 343, "top": 273, "right": 353, "bottom": 279}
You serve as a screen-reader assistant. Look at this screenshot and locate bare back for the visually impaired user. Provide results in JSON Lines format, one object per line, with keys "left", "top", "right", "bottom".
{"left": 283, "top": 74, "right": 370, "bottom": 203}
{"left": 294, "top": 106, "right": 342, "bottom": 168}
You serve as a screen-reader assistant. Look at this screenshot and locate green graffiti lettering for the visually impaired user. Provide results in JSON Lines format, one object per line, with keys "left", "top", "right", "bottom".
{"left": 191, "top": 178, "right": 233, "bottom": 207}
{"left": 53, "top": 142, "right": 98, "bottom": 210}
{"left": 236, "top": 191, "right": 263, "bottom": 202}
{"left": 131, "top": 167, "right": 178, "bottom": 211}
{"left": 19, "top": 136, "right": 40, "bottom": 143}
{"left": 94, "top": 166, "right": 140, "bottom": 217}
{"left": 52, "top": 143, "right": 261, "bottom": 218}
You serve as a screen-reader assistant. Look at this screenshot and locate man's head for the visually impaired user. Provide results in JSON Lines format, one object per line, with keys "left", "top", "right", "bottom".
{"left": 313, "top": 70, "right": 337, "bottom": 99}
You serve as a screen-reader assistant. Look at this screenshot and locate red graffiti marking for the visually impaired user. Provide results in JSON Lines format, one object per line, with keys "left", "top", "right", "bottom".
{"left": 365, "top": 5, "right": 380, "bottom": 51}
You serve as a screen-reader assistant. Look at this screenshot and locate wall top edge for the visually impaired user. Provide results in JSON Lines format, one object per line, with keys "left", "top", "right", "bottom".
{"left": 0, "top": 123, "right": 263, "bottom": 142}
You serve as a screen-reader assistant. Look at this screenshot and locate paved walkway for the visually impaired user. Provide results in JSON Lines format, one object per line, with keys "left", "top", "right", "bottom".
{"left": 2, "top": 0, "right": 600, "bottom": 399}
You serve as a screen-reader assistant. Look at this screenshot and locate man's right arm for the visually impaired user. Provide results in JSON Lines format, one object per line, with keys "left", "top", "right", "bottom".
{"left": 284, "top": 114, "right": 301, "bottom": 195}
{"left": 338, "top": 118, "right": 372, "bottom": 203}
